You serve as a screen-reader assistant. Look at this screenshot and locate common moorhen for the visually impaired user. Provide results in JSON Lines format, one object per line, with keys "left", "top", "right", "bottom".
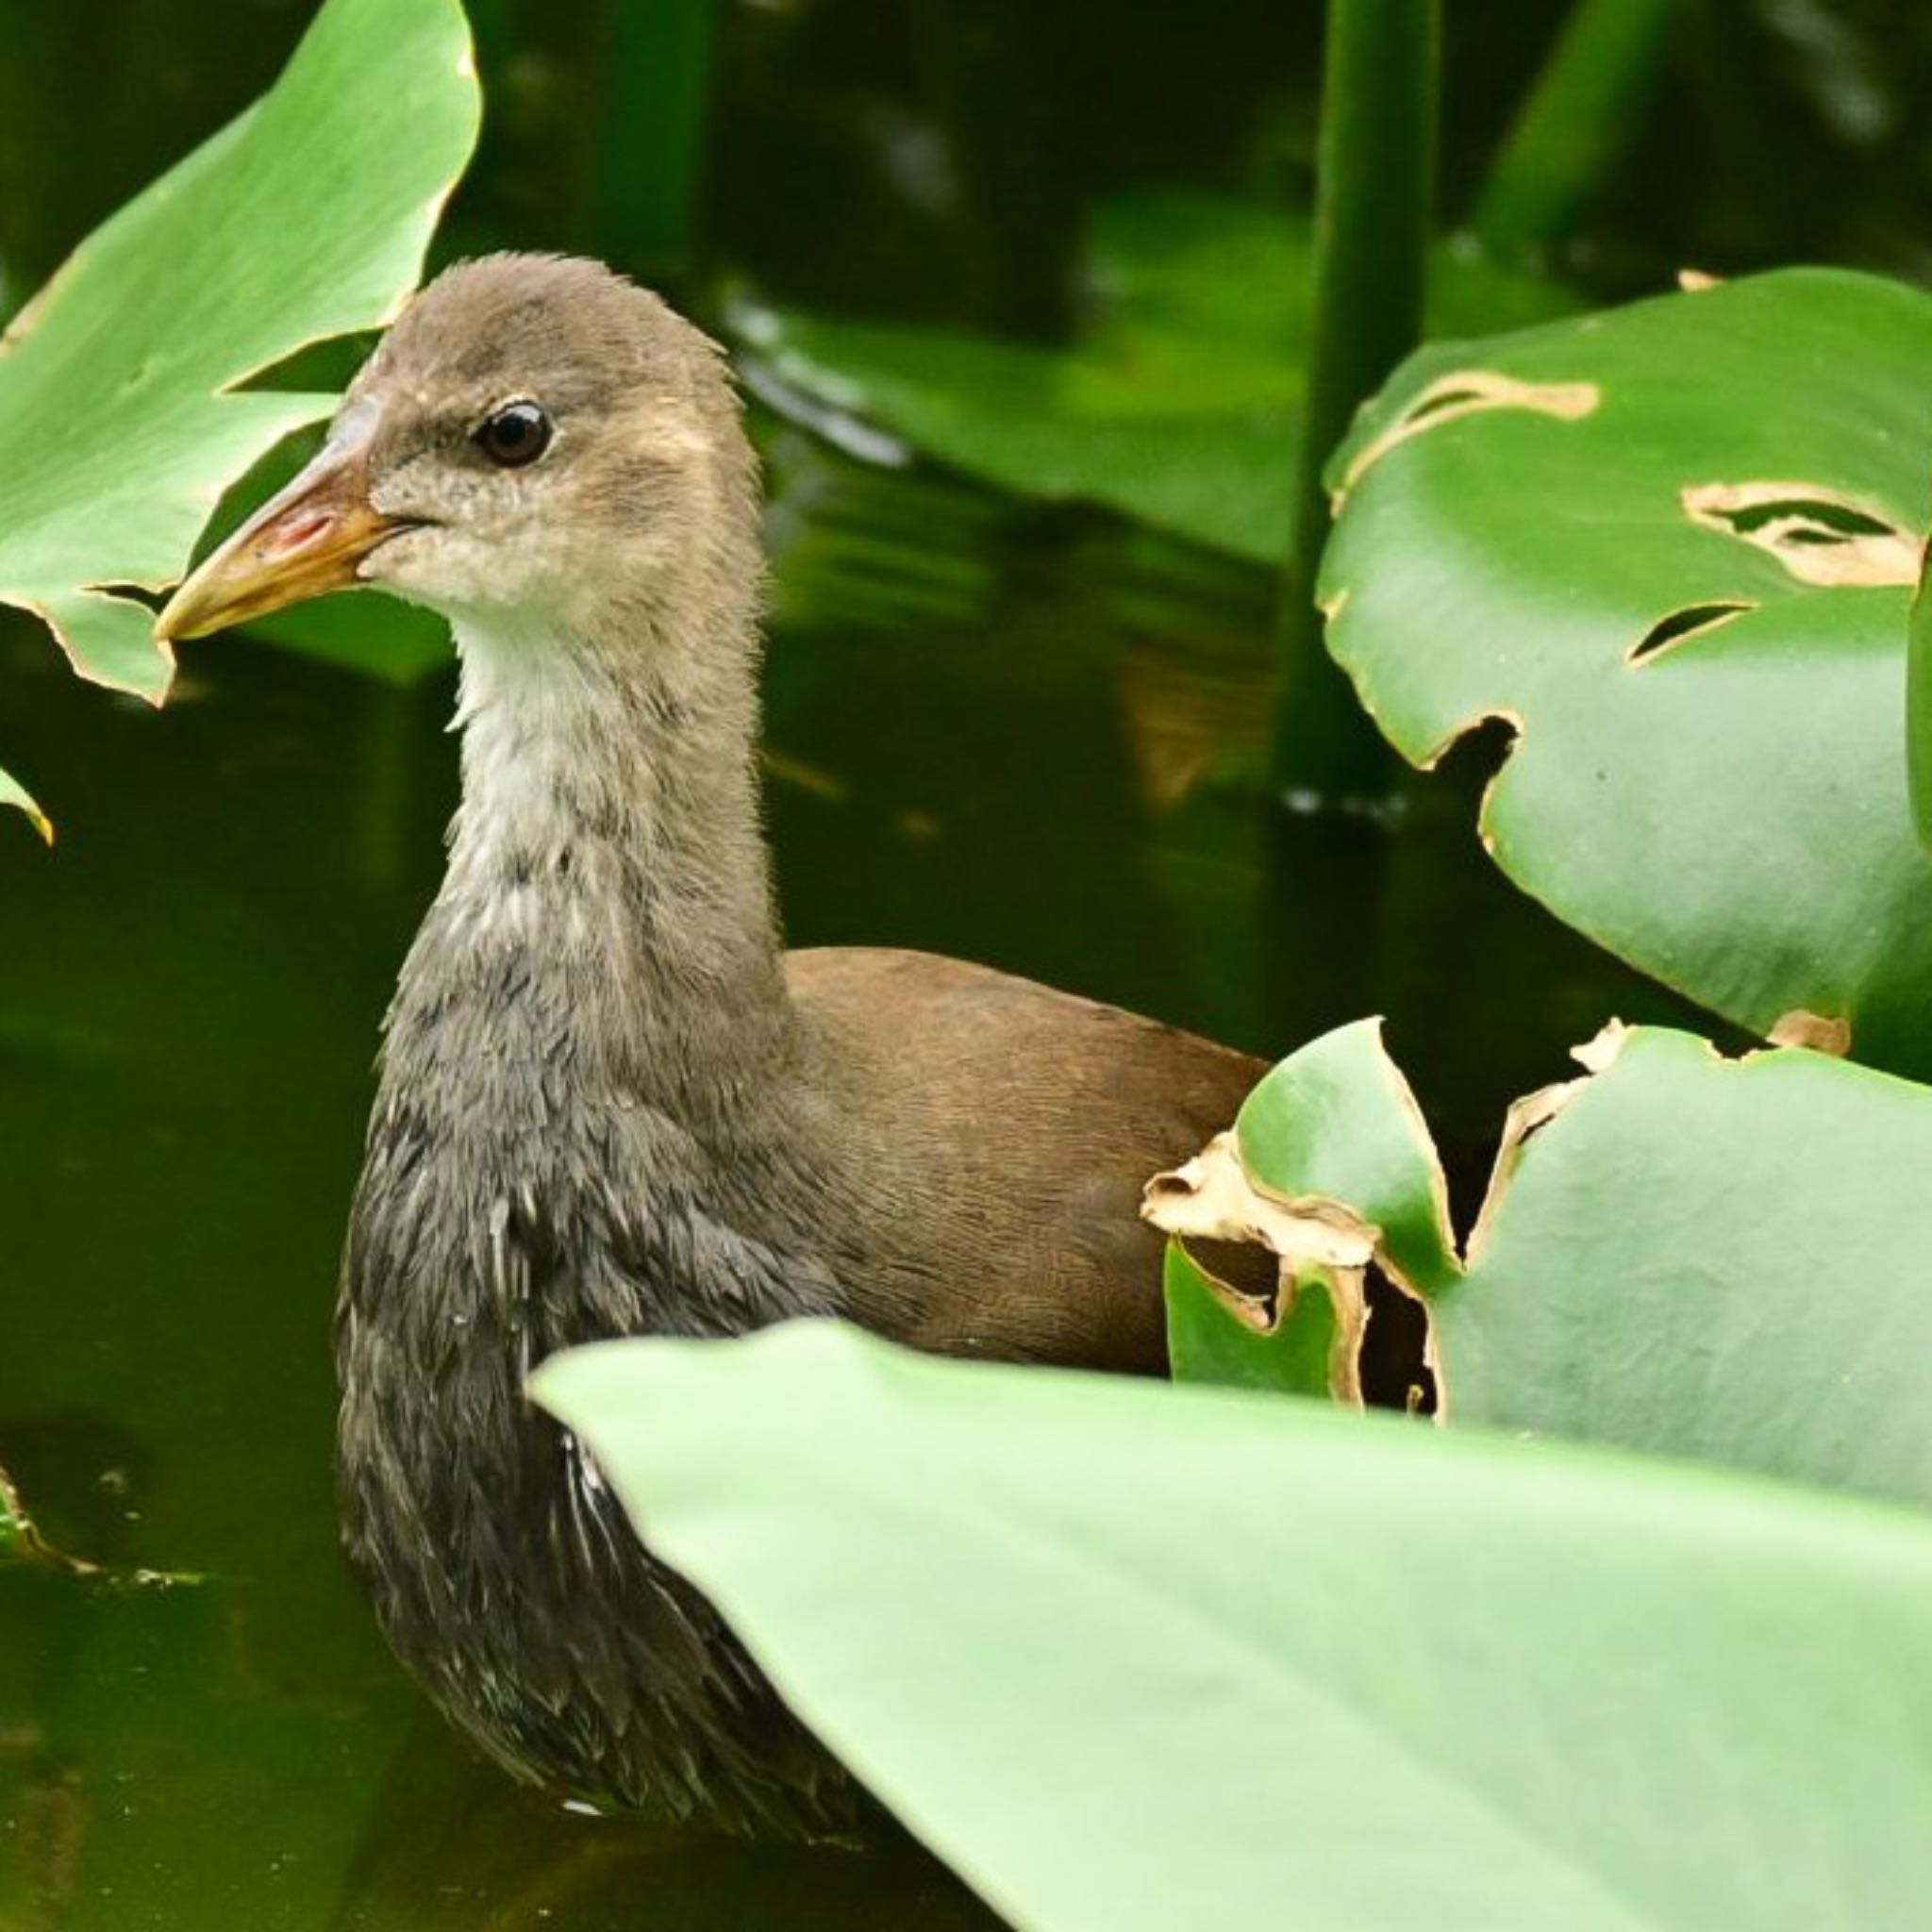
{"left": 157, "top": 255, "right": 1264, "bottom": 1838}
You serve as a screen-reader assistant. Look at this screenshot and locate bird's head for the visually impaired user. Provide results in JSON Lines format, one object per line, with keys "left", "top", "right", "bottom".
{"left": 156, "top": 254, "right": 756, "bottom": 647}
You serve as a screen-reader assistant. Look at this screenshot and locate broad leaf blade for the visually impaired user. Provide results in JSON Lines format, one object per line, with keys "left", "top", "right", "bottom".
{"left": 0, "top": 0, "right": 478, "bottom": 823}
{"left": 535, "top": 1323, "right": 1932, "bottom": 1932}
{"left": 1173, "top": 1020, "right": 1932, "bottom": 1511}
{"left": 1321, "top": 270, "right": 1932, "bottom": 1072}
{"left": 1441, "top": 1026, "right": 1932, "bottom": 1507}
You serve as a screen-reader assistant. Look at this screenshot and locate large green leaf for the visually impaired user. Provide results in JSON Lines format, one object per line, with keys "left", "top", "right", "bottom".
{"left": 736, "top": 192, "right": 1576, "bottom": 566}
{"left": 535, "top": 1322, "right": 1932, "bottom": 1932}
{"left": 1321, "top": 269, "right": 1932, "bottom": 1074}
{"left": 0, "top": 0, "right": 478, "bottom": 829}
{"left": 1150, "top": 1019, "right": 1932, "bottom": 1511}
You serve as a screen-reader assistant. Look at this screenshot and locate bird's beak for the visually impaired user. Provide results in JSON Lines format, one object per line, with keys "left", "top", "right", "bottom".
{"left": 155, "top": 410, "right": 410, "bottom": 642}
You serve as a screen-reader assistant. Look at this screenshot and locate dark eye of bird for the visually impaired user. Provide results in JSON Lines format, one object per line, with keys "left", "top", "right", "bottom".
{"left": 475, "top": 400, "right": 553, "bottom": 468}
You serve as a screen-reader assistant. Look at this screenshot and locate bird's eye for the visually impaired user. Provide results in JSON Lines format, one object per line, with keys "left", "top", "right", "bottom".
{"left": 475, "top": 400, "right": 553, "bottom": 468}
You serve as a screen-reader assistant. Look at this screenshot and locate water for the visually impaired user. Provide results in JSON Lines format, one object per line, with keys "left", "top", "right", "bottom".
{"left": 0, "top": 0, "right": 1864, "bottom": 1924}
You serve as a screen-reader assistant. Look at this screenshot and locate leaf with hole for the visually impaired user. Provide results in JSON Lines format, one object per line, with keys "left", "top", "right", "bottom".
{"left": 1150, "top": 1017, "right": 1932, "bottom": 1512}
{"left": 1162, "top": 1236, "right": 1350, "bottom": 1400}
{"left": 0, "top": 0, "right": 478, "bottom": 831}
{"left": 1322, "top": 269, "right": 1932, "bottom": 1073}
{"left": 534, "top": 1321, "right": 1932, "bottom": 1932}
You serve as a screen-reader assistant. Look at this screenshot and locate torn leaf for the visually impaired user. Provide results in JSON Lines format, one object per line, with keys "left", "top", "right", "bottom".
{"left": 1681, "top": 482, "right": 1919, "bottom": 589}
{"left": 1321, "top": 269, "right": 1932, "bottom": 1073}
{"left": 1337, "top": 370, "right": 1599, "bottom": 500}
{"left": 1161, "top": 1241, "right": 1362, "bottom": 1405}
{"left": 1627, "top": 601, "right": 1755, "bottom": 664}
{"left": 1147, "top": 1020, "right": 1458, "bottom": 1409}
{"left": 1768, "top": 1008, "right": 1852, "bottom": 1056}
{"left": 1182, "top": 1018, "right": 1932, "bottom": 1513}
{"left": 1142, "top": 1132, "right": 1376, "bottom": 1271}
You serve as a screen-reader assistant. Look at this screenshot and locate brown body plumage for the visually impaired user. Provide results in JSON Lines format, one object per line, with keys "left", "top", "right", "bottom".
{"left": 158, "top": 255, "right": 1263, "bottom": 1837}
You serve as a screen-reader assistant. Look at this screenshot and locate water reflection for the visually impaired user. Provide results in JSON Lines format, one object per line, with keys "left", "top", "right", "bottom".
{"left": 337, "top": 1725, "right": 1001, "bottom": 1930}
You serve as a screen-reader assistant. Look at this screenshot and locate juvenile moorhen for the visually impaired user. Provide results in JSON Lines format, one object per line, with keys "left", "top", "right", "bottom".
{"left": 157, "top": 255, "right": 1264, "bottom": 1839}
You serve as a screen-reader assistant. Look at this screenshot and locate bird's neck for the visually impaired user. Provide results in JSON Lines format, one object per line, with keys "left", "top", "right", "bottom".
{"left": 392, "top": 584, "right": 798, "bottom": 1134}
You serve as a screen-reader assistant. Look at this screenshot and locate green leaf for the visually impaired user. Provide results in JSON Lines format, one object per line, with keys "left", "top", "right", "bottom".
{"left": 534, "top": 1322, "right": 1932, "bottom": 1932}
{"left": 241, "top": 591, "right": 451, "bottom": 686}
{"left": 0, "top": 767, "right": 51, "bottom": 846}
{"left": 1161, "top": 1241, "right": 1342, "bottom": 1398}
{"left": 1321, "top": 269, "right": 1932, "bottom": 1074}
{"left": 737, "top": 192, "right": 1577, "bottom": 566}
{"left": 1150, "top": 1016, "right": 1457, "bottom": 1404}
{"left": 1154, "top": 1019, "right": 1932, "bottom": 1512}
{"left": 0, "top": 0, "right": 478, "bottom": 824}
{"left": 1907, "top": 500, "right": 1932, "bottom": 853}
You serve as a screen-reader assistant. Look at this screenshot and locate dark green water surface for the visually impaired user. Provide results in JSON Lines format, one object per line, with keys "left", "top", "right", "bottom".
{"left": 0, "top": 0, "right": 1855, "bottom": 1923}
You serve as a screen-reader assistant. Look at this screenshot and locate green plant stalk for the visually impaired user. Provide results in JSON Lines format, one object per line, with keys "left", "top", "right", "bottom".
{"left": 1908, "top": 525, "right": 1932, "bottom": 855}
{"left": 1472, "top": 0, "right": 1682, "bottom": 259}
{"left": 1271, "top": 0, "right": 1438, "bottom": 798}
{"left": 590, "top": 0, "right": 717, "bottom": 276}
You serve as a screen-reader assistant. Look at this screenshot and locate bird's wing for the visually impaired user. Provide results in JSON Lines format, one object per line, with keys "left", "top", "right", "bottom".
{"left": 784, "top": 946, "right": 1266, "bottom": 1374}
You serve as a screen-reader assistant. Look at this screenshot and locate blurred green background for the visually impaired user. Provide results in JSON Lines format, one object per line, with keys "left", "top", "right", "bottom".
{"left": 2, "top": 1, "right": 1928, "bottom": 1924}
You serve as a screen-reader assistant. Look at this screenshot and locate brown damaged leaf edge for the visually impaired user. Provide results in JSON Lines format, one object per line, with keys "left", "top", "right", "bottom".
{"left": 1174, "top": 1241, "right": 1367, "bottom": 1407}
{"left": 1464, "top": 1021, "right": 1631, "bottom": 1269}
{"left": 0, "top": 255, "right": 69, "bottom": 355}
{"left": 1767, "top": 1008, "right": 1853, "bottom": 1057}
{"left": 1334, "top": 370, "right": 1600, "bottom": 507}
{"left": 1147, "top": 1021, "right": 1636, "bottom": 1424}
{"left": 1142, "top": 1134, "right": 1376, "bottom": 1272}
{"left": 1681, "top": 482, "right": 1919, "bottom": 589}
{"left": 1142, "top": 1135, "right": 1374, "bottom": 1407}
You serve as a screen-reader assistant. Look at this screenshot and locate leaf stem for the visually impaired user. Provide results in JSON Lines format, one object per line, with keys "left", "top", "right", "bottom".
{"left": 1271, "top": 0, "right": 1439, "bottom": 798}
{"left": 588, "top": 0, "right": 718, "bottom": 278}
{"left": 1471, "top": 0, "right": 1683, "bottom": 261}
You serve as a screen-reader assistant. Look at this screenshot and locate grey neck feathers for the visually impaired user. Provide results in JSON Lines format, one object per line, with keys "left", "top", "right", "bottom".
{"left": 388, "top": 545, "right": 799, "bottom": 1141}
